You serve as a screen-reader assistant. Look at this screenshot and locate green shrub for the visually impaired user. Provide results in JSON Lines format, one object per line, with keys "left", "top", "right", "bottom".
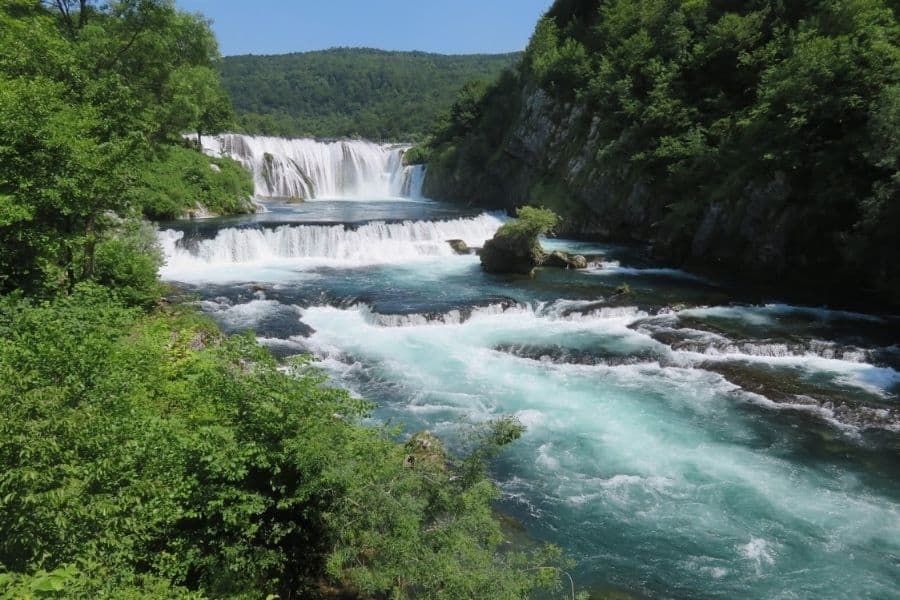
{"left": 497, "top": 206, "right": 560, "bottom": 243}
{"left": 402, "top": 143, "right": 431, "bottom": 165}
{"left": 92, "top": 220, "right": 165, "bottom": 308}
{"left": 137, "top": 146, "right": 254, "bottom": 220}
{"left": 0, "top": 290, "right": 569, "bottom": 599}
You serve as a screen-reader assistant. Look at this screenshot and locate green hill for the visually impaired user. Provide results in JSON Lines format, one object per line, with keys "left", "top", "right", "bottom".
{"left": 218, "top": 48, "right": 521, "bottom": 141}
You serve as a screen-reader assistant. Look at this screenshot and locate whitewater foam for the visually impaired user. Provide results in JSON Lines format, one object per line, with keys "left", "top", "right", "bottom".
{"left": 158, "top": 213, "right": 504, "bottom": 278}
{"left": 738, "top": 537, "right": 777, "bottom": 573}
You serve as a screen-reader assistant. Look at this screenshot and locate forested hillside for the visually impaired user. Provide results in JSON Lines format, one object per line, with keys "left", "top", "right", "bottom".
{"left": 219, "top": 48, "right": 520, "bottom": 140}
{"left": 424, "top": 0, "right": 900, "bottom": 306}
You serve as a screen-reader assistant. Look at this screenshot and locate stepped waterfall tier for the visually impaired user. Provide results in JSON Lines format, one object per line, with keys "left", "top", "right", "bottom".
{"left": 200, "top": 133, "right": 425, "bottom": 199}
{"left": 158, "top": 212, "right": 503, "bottom": 277}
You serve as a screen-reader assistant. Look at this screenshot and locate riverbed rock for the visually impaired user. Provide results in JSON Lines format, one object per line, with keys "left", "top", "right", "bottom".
{"left": 480, "top": 232, "right": 544, "bottom": 275}
{"left": 544, "top": 250, "right": 588, "bottom": 269}
{"left": 184, "top": 205, "right": 218, "bottom": 219}
{"left": 446, "top": 239, "right": 469, "bottom": 254}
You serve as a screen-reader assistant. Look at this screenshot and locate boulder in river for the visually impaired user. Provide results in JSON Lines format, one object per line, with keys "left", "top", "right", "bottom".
{"left": 544, "top": 250, "right": 588, "bottom": 269}
{"left": 446, "top": 239, "right": 469, "bottom": 254}
{"left": 479, "top": 207, "right": 560, "bottom": 275}
{"left": 480, "top": 233, "right": 545, "bottom": 275}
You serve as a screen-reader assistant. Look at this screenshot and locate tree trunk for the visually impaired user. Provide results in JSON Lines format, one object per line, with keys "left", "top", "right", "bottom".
{"left": 81, "top": 213, "right": 97, "bottom": 281}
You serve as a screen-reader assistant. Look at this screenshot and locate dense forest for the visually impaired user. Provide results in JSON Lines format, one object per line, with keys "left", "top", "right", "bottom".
{"left": 218, "top": 48, "right": 520, "bottom": 141}
{"left": 423, "top": 0, "right": 900, "bottom": 306}
{"left": 0, "top": 2, "right": 569, "bottom": 598}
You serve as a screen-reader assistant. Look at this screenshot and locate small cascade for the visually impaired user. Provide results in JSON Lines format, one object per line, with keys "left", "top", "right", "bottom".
{"left": 201, "top": 133, "right": 424, "bottom": 199}
{"left": 159, "top": 212, "right": 504, "bottom": 271}
{"left": 391, "top": 164, "right": 426, "bottom": 199}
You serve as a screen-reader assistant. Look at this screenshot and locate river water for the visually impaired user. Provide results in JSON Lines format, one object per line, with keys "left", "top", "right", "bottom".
{"left": 158, "top": 196, "right": 899, "bottom": 599}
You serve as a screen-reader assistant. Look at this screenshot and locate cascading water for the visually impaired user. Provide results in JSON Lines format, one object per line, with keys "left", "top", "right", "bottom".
{"left": 201, "top": 133, "right": 425, "bottom": 199}
{"left": 156, "top": 197, "right": 900, "bottom": 598}
{"left": 158, "top": 212, "right": 503, "bottom": 279}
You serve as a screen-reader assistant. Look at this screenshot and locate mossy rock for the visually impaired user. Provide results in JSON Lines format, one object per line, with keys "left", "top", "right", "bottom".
{"left": 480, "top": 234, "right": 544, "bottom": 274}
{"left": 544, "top": 250, "right": 588, "bottom": 269}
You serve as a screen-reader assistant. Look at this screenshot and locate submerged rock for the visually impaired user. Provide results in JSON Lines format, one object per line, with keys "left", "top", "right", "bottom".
{"left": 544, "top": 250, "right": 588, "bottom": 269}
{"left": 701, "top": 360, "right": 898, "bottom": 430}
{"left": 446, "top": 239, "right": 469, "bottom": 254}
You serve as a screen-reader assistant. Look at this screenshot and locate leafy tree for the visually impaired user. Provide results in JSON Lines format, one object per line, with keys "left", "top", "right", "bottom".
{"left": 165, "top": 65, "right": 234, "bottom": 147}
{"left": 0, "top": 0, "right": 238, "bottom": 298}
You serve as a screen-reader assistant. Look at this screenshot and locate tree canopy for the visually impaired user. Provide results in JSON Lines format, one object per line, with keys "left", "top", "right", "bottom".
{"left": 0, "top": 0, "right": 250, "bottom": 296}
{"left": 218, "top": 48, "right": 521, "bottom": 141}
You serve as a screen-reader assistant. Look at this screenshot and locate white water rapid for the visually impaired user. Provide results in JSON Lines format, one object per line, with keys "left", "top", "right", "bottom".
{"left": 201, "top": 133, "right": 426, "bottom": 199}
{"left": 157, "top": 197, "right": 900, "bottom": 598}
{"left": 158, "top": 212, "right": 504, "bottom": 281}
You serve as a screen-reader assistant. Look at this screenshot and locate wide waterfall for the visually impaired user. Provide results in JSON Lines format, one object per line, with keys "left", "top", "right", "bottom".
{"left": 201, "top": 133, "right": 426, "bottom": 200}
{"left": 158, "top": 212, "right": 503, "bottom": 278}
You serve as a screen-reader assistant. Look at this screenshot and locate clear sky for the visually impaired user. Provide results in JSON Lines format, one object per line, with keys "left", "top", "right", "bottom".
{"left": 175, "top": 0, "right": 554, "bottom": 57}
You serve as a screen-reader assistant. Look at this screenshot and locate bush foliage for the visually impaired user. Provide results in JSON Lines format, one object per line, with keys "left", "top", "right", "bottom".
{"left": 498, "top": 206, "right": 560, "bottom": 243}
{"left": 137, "top": 145, "right": 255, "bottom": 221}
{"left": 0, "top": 288, "right": 567, "bottom": 599}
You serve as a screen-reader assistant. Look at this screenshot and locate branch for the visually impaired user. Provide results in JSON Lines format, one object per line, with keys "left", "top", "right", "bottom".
{"left": 95, "top": 25, "right": 144, "bottom": 74}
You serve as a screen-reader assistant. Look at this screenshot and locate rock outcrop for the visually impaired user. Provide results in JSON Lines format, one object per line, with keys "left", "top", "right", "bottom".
{"left": 403, "top": 431, "right": 446, "bottom": 470}
{"left": 479, "top": 232, "right": 544, "bottom": 275}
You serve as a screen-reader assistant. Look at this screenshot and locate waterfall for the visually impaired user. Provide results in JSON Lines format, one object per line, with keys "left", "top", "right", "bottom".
{"left": 201, "top": 133, "right": 426, "bottom": 200}
{"left": 158, "top": 212, "right": 504, "bottom": 274}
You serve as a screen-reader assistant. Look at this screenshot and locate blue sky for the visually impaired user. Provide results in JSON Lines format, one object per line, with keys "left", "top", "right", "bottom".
{"left": 175, "top": 0, "right": 554, "bottom": 56}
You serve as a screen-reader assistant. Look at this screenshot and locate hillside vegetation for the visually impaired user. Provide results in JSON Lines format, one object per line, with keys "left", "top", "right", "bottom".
{"left": 219, "top": 48, "right": 521, "bottom": 141}
{"left": 424, "top": 0, "right": 900, "bottom": 306}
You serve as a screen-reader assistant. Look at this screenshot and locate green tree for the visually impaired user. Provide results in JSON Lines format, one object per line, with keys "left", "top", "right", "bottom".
{"left": 0, "top": 0, "right": 237, "bottom": 298}
{"left": 165, "top": 65, "right": 234, "bottom": 147}
{"left": 426, "top": 0, "right": 900, "bottom": 303}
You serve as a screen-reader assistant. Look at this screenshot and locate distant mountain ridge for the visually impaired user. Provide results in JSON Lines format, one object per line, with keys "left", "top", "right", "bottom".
{"left": 218, "top": 48, "right": 521, "bottom": 141}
